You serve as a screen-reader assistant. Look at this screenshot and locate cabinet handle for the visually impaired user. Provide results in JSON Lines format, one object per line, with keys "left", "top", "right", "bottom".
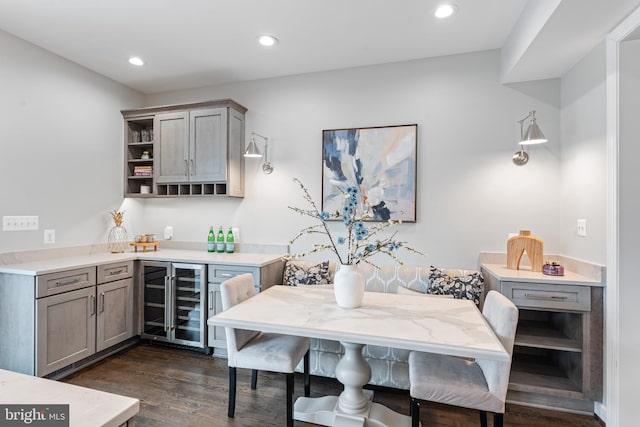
{"left": 100, "top": 292, "right": 105, "bottom": 313}
{"left": 524, "top": 292, "right": 569, "bottom": 301}
{"left": 184, "top": 159, "right": 188, "bottom": 176}
{"left": 109, "top": 269, "right": 123, "bottom": 275}
{"left": 171, "top": 276, "right": 177, "bottom": 330}
{"left": 56, "top": 277, "right": 81, "bottom": 287}
{"left": 209, "top": 291, "right": 213, "bottom": 310}
{"left": 220, "top": 273, "right": 233, "bottom": 278}
{"left": 90, "top": 294, "right": 96, "bottom": 316}
{"left": 164, "top": 276, "right": 169, "bottom": 332}
{"left": 190, "top": 159, "right": 193, "bottom": 176}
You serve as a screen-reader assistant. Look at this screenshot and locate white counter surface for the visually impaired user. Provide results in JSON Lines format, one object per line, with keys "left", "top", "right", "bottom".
{"left": 0, "top": 368, "right": 139, "bottom": 427}
{"left": 481, "top": 263, "right": 603, "bottom": 287}
{"left": 0, "top": 249, "right": 283, "bottom": 276}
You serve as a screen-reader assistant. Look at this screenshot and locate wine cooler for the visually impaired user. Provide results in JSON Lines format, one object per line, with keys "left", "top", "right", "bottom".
{"left": 140, "top": 261, "right": 206, "bottom": 348}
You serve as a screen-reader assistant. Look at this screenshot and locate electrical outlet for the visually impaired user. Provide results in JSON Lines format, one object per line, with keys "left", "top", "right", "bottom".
{"left": 576, "top": 219, "right": 587, "bottom": 237}
{"left": 44, "top": 229, "right": 55, "bottom": 244}
{"left": 232, "top": 227, "right": 240, "bottom": 242}
{"left": 3, "top": 215, "right": 39, "bottom": 231}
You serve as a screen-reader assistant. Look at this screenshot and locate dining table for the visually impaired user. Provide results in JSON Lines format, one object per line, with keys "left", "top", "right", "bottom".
{"left": 208, "top": 285, "right": 509, "bottom": 427}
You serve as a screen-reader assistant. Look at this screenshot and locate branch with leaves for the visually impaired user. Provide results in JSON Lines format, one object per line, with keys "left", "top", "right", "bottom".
{"left": 285, "top": 178, "right": 424, "bottom": 267}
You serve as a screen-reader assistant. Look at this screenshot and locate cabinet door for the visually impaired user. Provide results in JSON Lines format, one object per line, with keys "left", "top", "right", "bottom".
{"left": 190, "top": 108, "right": 228, "bottom": 182}
{"left": 96, "top": 278, "right": 134, "bottom": 352}
{"left": 155, "top": 111, "right": 189, "bottom": 183}
{"left": 36, "top": 287, "right": 96, "bottom": 376}
{"left": 207, "top": 282, "right": 227, "bottom": 355}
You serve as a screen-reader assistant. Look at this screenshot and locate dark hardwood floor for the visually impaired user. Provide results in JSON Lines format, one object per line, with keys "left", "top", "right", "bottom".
{"left": 63, "top": 344, "right": 603, "bottom": 427}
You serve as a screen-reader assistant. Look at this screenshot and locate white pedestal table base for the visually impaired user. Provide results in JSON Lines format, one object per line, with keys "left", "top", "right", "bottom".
{"left": 293, "top": 341, "right": 415, "bottom": 427}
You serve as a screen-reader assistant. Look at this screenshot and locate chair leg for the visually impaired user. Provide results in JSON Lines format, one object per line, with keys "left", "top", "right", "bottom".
{"left": 251, "top": 369, "right": 258, "bottom": 390}
{"left": 493, "top": 412, "right": 503, "bottom": 427}
{"left": 286, "top": 372, "right": 294, "bottom": 427}
{"left": 479, "top": 410, "right": 487, "bottom": 427}
{"left": 303, "top": 350, "right": 310, "bottom": 397}
{"left": 410, "top": 397, "right": 420, "bottom": 427}
{"left": 228, "top": 367, "right": 236, "bottom": 418}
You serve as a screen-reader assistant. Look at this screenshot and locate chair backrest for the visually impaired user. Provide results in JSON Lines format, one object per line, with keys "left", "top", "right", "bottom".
{"left": 220, "top": 273, "right": 259, "bottom": 366}
{"left": 476, "top": 290, "right": 519, "bottom": 407}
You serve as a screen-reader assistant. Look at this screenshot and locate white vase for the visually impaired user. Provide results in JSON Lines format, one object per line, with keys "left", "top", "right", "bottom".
{"left": 334, "top": 264, "right": 365, "bottom": 308}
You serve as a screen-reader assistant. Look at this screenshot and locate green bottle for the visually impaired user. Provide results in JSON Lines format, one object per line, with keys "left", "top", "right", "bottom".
{"left": 207, "top": 226, "right": 215, "bottom": 252}
{"left": 226, "top": 227, "right": 235, "bottom": 253}
{"left": 216, "top": 227, "right": 225, "bottom": 252}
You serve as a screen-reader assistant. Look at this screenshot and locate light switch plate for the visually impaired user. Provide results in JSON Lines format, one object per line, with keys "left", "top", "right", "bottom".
{"left": 3, "top": 215, "right": 39, "bottom": 231}
{"left": 577, "top": 219, "right": 587, "bottom": 237}
{"left": 164, "top": 226, "right": 173, "bottom": 240}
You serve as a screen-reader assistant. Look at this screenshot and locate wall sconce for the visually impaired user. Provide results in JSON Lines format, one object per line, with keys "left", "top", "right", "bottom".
{"left": 244, "top": 132, "right": 274, "bottom": 174}
{"left": 512, "top": 110, "right": 548, "bottom": 166}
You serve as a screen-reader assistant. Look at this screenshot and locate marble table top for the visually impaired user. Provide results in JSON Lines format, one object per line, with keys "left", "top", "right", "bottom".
{"left": 209, "top": 285, "right": 509, "bottom": 361}
{"left": 0, "top": 368, "right": 139, "bottom": 426}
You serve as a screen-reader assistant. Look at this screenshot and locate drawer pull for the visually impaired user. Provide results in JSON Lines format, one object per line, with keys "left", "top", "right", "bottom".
{"left": 524, "top": 292, "right": 569, "bottom": 301}
{"left": 56, "top": 277, "right": 81, "bottom": 287}
{"left": 209, "top": 291, "right": 214, "bottom": 310}
{"left": 109, "top": 269, "right": 124, "bottom": 275}
{"left": 220, "top": 273, "right": 234, "bottom": 278}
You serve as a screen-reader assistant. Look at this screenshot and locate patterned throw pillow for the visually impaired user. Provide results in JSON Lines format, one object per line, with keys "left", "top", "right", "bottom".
{"left": 283, "top": 261, "right": 331, "bottom": 286}
{"left": 427, "top": 266, "right": 484, "bottom": 306}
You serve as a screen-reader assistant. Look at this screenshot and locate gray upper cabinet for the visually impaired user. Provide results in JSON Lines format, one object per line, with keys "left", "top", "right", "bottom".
{"left": 190, "top": 108, "right": 228, "bottom": 182}
{"left": 122, "top": 99, "right": 246, "bottom": 198}
{"left": 155, "top": 111, "right": 189, "bottom": 183}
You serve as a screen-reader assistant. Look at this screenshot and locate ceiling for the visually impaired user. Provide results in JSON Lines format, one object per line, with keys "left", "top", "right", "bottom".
{"left": 0, "top": 0, "right": 639, "bottom": 94}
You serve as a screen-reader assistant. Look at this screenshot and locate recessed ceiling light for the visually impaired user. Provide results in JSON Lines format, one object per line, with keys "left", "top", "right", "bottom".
{"left": 128, "top": 57, "right": 144, "bottom": 66}
{"left": 434, "top": 4, "right": 458, "bottom": 19}
{"left": 258, "top": 35, "right": 278, "bottom": 47}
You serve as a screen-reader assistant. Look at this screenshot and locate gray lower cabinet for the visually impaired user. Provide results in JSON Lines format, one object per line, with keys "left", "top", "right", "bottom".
{"left": 0, "top": 261, "right": 134, "bottom": 377}
{"left": 36, "top": 285, "right": 97, "bottom": 376}
{"left": 207, "top": 260, "right": 285, "bottom": 356}
{"left": 482, "top": 267, "right": 603, "bottom": 414}
{"left": 96, "top": 262, "right": 135, "bottom": 352}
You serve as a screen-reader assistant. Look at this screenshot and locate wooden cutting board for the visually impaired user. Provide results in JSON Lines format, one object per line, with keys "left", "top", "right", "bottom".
{"left": 507, "top": 230, "right": 543, "bottom": 272}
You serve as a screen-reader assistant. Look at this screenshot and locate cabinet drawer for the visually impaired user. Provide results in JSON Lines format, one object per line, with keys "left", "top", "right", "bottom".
{"left": 36, "top": 267, "right": 96, "bottom": 298}
{"left": 502, "top": 282, "right": 591, "bottom": 311}
{"left": 208, "top": 265, "right": 259, "bottom": 286}
{"left": 97, "top": 261, "right": 134, "bottom": 284}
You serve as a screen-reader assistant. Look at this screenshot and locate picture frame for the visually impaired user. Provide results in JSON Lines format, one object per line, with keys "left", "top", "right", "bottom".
{"left": 322, "top": 124, "right": 417, "bottom": 222}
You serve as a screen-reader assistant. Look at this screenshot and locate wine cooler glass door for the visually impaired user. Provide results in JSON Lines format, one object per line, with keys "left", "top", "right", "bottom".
{"left": 142, "top": 263, "right": 171, "bottom": 341}
{"left": 171, "top": 263, "right": 206, "bottom": 347}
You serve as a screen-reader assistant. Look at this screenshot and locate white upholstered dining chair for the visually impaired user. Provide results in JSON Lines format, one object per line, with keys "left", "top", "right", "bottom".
{"left": 220, "top": 274, "right": 311, "bottom": 427}
{"left": 408, "top": 290, "right": 519, "bottom": 427}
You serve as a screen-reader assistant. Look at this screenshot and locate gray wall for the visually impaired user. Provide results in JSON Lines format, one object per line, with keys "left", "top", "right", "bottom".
{"left": 0, "top": 29, "right": 144, "bottom": 252}
{"left": 144, "top": 50, "right": 563, "bottom": 269}
{"left": 560, "top": 42, "right": 607, "bottom": 265}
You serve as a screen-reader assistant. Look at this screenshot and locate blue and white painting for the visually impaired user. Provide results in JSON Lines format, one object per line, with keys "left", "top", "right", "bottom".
{"left": 322, "top": 124, "right": 417, "bottom": 222}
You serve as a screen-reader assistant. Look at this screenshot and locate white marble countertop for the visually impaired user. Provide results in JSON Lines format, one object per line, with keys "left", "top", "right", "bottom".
{"left": 0, "top": 368, "right": 139, "bottom": 426}
{"left": 210, "top": 285, "right": 509, "bottom": 361}
{"left": 0, "top": 249, "right": 283, "bottom": 276}
{"left": 481, "top": 263, "right": 603, "bottom": 287}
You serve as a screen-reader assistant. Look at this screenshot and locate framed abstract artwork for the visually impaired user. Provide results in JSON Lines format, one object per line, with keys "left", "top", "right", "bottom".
{"left": 322, "top": 124, "right": 417, "bottom": 222}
